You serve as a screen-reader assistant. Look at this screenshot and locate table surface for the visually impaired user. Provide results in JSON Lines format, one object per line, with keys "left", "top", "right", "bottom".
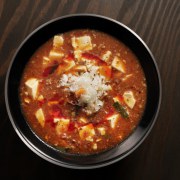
{"left": 0, "top": 0, "right": 180, "bottom": 179}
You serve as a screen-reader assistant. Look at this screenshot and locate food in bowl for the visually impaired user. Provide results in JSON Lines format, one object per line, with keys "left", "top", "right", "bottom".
{"left": 19, "top": 29, "right": 147, "bottom": 155}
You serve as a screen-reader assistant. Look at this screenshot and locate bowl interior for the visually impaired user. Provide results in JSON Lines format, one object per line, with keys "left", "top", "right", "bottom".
{"left": 5, "top": 15, "right": 161, "bottom": 169}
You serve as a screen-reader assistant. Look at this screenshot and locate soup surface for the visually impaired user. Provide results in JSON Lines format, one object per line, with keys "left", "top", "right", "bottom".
{"left": 19, "top": 29, "right": 147, "bottom": 154}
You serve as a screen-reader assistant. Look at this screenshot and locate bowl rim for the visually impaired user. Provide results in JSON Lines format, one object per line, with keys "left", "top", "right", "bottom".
{"left": 5, "top": 13, "right": 162, "bottom": 169}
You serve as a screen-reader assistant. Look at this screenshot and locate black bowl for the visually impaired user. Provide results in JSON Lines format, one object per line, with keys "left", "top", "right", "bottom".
{"left": 5, "top": 14, "right": 161, "bottom": 169}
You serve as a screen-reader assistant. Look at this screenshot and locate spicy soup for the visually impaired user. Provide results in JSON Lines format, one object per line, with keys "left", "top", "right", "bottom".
{"left": 19, "top": 29, "right": 147, "bottom": 155}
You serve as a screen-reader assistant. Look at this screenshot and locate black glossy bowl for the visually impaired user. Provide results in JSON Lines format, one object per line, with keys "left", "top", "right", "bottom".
{"left": 5, "top": 14, "right": 161, "bottom": 169}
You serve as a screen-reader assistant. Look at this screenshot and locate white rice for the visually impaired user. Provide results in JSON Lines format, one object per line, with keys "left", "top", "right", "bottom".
{"left": 59, "top": 65, "right": 111, "bottom": 114}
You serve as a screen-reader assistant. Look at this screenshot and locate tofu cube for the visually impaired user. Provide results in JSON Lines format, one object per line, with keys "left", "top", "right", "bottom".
{"left": 101, "top": 51, "right": 112, "bottom": 62}
{"left": 53, "top": 35, "right": 64, "bottom": 48}
{"left": 37, "top": 95, "right": 44, "bottom": 101}
{"left": 55, "top": 118, "right": 70, "bottom": 135}
{"left": 56, "top": 60, "right": 75, "bottom": 75}
{"left": 49, "top": 50, "right": 64, "bottom": 60}
{"left": 72, "top": 36, "right": 93, "bottom": 51}
{"left": 92, "top": 143, "right": 97, "bottom": 150}
{"left": 79, "top": 124, "right": 95, "bottom": 142}
{"left": 74, "top": 50, "right": 82, "bottom": 60}
{"left": 123, "top": 91, "right": 136, "bottom": 109}
{"left": 25, "top": 78, "right": 39, "bottom": 99}
{"left": 107, "top": 114, "right": 119, "bottom": 129}
{"left": 74, "top": 65, "right": 87, "bottom": 72}
{"left": 53, "top": 118, "right": 60, "bottom": 123}
{"left": 97, "top": 127, "right": 106, "bottom": 135}
{"left": 112, "top": 56, "right": 125, "bottom": 73}
{"left": 35, "top": 108, "right": 45, "bottom": 127}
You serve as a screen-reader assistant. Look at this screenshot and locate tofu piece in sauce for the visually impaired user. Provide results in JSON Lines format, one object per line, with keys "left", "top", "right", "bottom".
{"left": 79, "top": 124, "right": 95, "bottom": 142}
{"left": 123, "top": 91, "right": 136, "bottom": 109}
{"left": 97, "top": 127, "right": 106, "bottom": 135}
{"left": 72, "top": 36, "right": 93, "bottom": 51}
{"left": 49, "top": 50, "right": 64, "bottom": 60}
{"left": 46, "top": 35, "right": 64, "bottom": 62}
{"left": 35, "top": 108, "right": 45, "bottom": 127}
{"left": 107, "top": 114, "right": 119, "bottom": 129}
{"left": 74, "top": 50, "right": 82, "bottom": 61}
{"left": 92, "top": 143, "right": 97, "bottom": 150}
{"left": 25, "top": 78, "right": 39, "bottom": 99}
{"left": 74, "top": 65, "right": 87, "bottom": 72}
{"left": 55, "top": 118, "right": 70, "bottom": 135}
{"left": 101, "top": 50, "right": 112, "bottom": 62}
{"left": 53, "top": 35, "right": 64, "bottom": 48}
{"left": 112, "top": 56, "right": 125, "bottom": 73}
{"left": 56, "top": 60, "right": 75, "bottom": 75}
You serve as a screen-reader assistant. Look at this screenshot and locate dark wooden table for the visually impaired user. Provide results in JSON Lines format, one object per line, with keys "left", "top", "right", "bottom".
{"left": 0, "top": 0, "right": 180, "bottom": 179}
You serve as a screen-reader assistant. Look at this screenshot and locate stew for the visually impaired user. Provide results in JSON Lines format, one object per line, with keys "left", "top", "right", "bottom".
{"left": 19, "top": 29, "right": 147, "bottom": 154}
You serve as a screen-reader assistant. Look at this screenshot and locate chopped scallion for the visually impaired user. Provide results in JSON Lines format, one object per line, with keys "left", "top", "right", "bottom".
{"left": 113, "top": 102, "right": 129, "bottom": 118}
